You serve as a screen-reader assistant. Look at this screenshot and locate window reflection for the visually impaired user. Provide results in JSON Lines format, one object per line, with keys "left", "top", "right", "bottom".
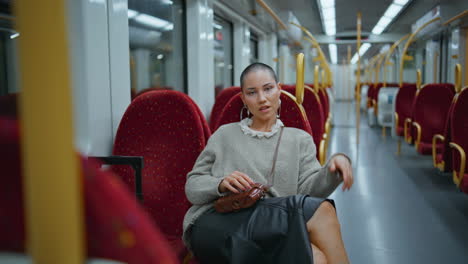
{"left": 213, "top": 15, "right": 233, "bottom": 98}
{"left": 128, "top": 0, "right": 186, "bottom": 99}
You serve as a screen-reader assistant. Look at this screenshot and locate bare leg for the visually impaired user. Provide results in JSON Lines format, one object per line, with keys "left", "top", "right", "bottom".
{"left": 306, "top": 201, "right": 349, "bottom": 264}
{"left": 312, "top": 243, "right": 327, "bottom": 264}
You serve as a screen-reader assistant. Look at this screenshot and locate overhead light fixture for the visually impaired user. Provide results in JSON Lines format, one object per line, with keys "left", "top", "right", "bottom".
{"left": 384, "top": 3, "right": 404, "bottom": 18}
{"left": 127, "top": 9, "right": 138, "bottom": 19}
{"left": 351, "top": 43, "right": 372, "bottom": 64}
{"left": 134, "top": 13, "right": 171, "bottom": 30}
{"left": 329, "top": 44, "right": 337, "bottom": 64}
{"left": 320, "top": 0, "right": 334, "bottom": 9}
{"left": 317, "top": 0, "right": 336, "bottom": 36}
{"left": 371, "top": 0, "right": 411, "bottom": 35}
{"left": 394, "top": 0, "right": 409, "bottom": 5}
{"left": 161, "top": 0, "right": 173, "bottom": 4}
{"left": 163, "top": 23, "right": 174, "bottom": 31}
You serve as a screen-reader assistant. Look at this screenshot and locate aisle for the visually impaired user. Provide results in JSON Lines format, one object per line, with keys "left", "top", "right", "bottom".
{"left": 328, "top": 102, "right": 468, "bottom": 264}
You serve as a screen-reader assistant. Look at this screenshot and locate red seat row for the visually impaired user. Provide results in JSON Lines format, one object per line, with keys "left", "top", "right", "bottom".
{"left": 0, "top": 94, "right": 180, "bottom": 263}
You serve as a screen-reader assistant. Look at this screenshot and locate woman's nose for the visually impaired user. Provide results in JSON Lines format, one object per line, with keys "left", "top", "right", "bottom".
{"left": 257, "top": 91, "right": 267, "bottom": 103}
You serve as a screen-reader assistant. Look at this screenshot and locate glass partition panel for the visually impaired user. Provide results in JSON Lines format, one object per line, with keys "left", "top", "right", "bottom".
{"left": 128, "top": 0, "right": 186, "bottom": 96}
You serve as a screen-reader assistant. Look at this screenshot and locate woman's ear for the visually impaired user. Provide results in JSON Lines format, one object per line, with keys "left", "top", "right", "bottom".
{"left": 277, "top": 82, "right": 282, "bottom": 90}
{"left": 240, "top": 92, "right": 246, "bottom": 105}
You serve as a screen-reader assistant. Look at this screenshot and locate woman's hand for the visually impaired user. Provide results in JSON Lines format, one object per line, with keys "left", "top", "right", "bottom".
{"left": 329, "top": 155, "right": 354, "bottom": 191}
{"left": 218, "top": 171, "right": 255, "bottom": 193}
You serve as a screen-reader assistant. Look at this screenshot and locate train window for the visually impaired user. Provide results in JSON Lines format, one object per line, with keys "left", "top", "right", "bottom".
{"left": 213, "top": 15, "right": 233, "bottom": 97}
{"left": 249, "top": 33, "right": 259, "bottom": 64}
{"left": 128, "top": 0, "right": 186, "bottom": 94}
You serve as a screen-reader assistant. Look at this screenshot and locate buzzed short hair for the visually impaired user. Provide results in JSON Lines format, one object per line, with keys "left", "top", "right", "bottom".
{"left": 240, "top": 62, "right": 278, "bottom": 89}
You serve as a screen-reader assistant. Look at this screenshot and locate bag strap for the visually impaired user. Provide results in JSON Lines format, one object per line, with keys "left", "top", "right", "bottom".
{"left": 267, "top": 126, "right": 284, "bottom": 186}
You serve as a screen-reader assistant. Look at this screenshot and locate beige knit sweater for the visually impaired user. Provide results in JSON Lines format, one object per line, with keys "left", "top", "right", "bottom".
{"left": 182, "top": 121, "right": 345, "bottom": 248}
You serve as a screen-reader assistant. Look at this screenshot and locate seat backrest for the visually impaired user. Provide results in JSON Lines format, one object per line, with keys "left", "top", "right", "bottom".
{"left": 282, "top": 86, "right": 324, "bottom": 148}
{"left": 134, "top": 86, "right": 173, "bottom": 100}
{"left": 214, "top": 91, "right": 313, "bottom": 135}
{"left": 0, "top": 117, "right": 178, "bottom": 264}
{"left": 395, "top": 83, "right": 417, "bottom": 124}
{"left": 412, "top": 83, "right": 455, "bottom": 142}
{"left": 189, "top": 99, "right": 211, "bottom": 143}
{"left": 112, "top": 90, "right": 205, "bottom": 240}
{"left": 318, "top": 88, "right": 329, "bottom": 118}
{"left": 209, "top": 86, "right": 241, "bottom": 132}
{"left": 451, "top": 88, "right": 468, "bottom": 173}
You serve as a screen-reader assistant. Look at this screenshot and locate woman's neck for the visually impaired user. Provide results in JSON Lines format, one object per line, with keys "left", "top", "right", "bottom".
{"left": 249, "top": 117, "right": 277, "bottom": 132}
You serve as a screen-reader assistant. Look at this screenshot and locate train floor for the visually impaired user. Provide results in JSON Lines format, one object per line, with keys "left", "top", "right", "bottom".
{"left": 329, "top": 101, "right": 468, "bottom": 263}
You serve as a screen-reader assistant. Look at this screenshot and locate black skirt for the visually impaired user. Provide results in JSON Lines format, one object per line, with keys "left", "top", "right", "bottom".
{"left": 190, "top": 194, "right": 334, "bottom": 264}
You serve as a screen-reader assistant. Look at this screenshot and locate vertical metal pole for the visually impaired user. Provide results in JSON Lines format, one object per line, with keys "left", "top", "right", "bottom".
{"left": 356, "top": 12, "right": 362, "bottom": 146}
{"left": 16, "top": 1, "right": 85, "bottom": 263}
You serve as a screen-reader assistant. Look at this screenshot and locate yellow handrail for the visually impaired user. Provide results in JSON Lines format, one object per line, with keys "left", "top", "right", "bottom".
{"left": 399, "top": 17, "right": 441, "bottom": 86}
{"left": 16, "top": 0, "right": 85, "bottom": 263}
{"left": 314, "top": 65, "right": 320, "bottom": 93}
{"left": 416, "top": 69, "right": 422, "bottom": 90}
{"left": 296, "top": 53, "right": 305, "bottom": 104}
{"left": 455, "top": 64, "right": 462, "bottom": 93}
{"left": 255, "top": 0, "right": 288, "bottom": 30}
{"left": 383, "top": 34, "right": 410, "bottom": 87}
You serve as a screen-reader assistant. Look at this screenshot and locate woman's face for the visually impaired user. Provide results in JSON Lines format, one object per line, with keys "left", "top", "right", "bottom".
{"left": 240, "top": 69, "right": 281, "bottom": 122}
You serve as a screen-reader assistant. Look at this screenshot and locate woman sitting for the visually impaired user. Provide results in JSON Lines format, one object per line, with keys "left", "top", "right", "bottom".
{"left": 183, "top": 63, "right": 353, "bottom": 264}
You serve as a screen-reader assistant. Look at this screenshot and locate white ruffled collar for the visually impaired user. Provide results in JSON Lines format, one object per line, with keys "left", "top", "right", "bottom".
{"left": 239, "top": 118, "right": 284, "bottom": 138}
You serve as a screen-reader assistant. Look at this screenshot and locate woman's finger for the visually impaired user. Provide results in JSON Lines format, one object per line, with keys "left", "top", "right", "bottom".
{"left": 221, "top": 179, "right": 239, "bottom": 193}
{"left": 228, "top": 177, "right": 247, "bottom": 191}
{"left": 236, "top": 171, "right": 255, "bottom": 185}
{"left": 232, "top": 172, "right": 251, "bottom": 189}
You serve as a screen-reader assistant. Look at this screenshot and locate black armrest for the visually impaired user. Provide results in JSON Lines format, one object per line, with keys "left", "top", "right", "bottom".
{"left": 90, "top": 156, "right": 144, "bottom": 202}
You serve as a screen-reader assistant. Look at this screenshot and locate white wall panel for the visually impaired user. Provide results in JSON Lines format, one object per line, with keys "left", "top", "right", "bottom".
{"left": 233, "top": 22, "right": 251, "bottom": 86}
{"left": 107, "top": 0, "right": 131, "bottom": 138}
{"left": 187, "top": 0, "right": 215, "bottom": 118}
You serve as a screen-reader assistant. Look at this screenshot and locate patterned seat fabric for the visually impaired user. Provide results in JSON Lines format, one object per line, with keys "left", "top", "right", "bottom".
{"left": 0, "top": 117, "right": 178, "bottom": 263}
{"left": 395, "top": 83, "right": 417, "bottom": 137}
{"left": 433, "top": 97, "right": 457, "bottom": 172}
{"left": 450, "top": 88, "right": 468, "bottom": 193}
{"left": 412, "top": 84, "right": 455, "bottom": 155}
{"left": 209, "top": 86, "right": 241, "bottom": 132}
{"left": 214, "top": 92, "right": 312, "bottom": 135}
{"left": 318, "top": 88, "right": 330, "bottom": 119}
{"left": 282, "top": 86, "right": 325, "bottom": 151}
{"left": 112, "top": 90, "right": 206, "bottom": 261}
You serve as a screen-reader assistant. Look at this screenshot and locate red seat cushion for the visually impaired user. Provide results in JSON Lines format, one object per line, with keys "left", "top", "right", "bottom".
{"left": 209, "top": 86, "right": 241, "bottom": 132}
{"left": 413, "top": 84, "right": 454, "bottom": 155}
{"left": 112, "top": 90, "right": 206, "bottom": 258}
{"left": 215, "top": 92, "right": 312, "bottom": 135}
{"left": 282, "top": 86, "right": 325, "bottom": 153}
{"left": 0, "top": 117, "right": 178, "bottom": 263}
{"left": 450, "top": 88, "right": 468, "bottom": 193}
{"left": 395, "top": 83, "right": 417, "bottom": 138}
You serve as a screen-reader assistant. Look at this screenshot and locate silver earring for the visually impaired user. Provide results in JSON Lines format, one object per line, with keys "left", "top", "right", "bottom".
{"left": 240, "top": 105, "right": 249, "bottom": 121}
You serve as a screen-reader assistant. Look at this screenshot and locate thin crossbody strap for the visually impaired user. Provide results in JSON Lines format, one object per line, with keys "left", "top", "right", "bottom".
{"left": 267, "top": 126, "right": 284, "bottom": 186}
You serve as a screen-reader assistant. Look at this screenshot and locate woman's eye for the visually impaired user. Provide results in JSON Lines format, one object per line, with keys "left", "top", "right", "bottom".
{"left": 247, "top": 91, "right": 256, "bottom": 95}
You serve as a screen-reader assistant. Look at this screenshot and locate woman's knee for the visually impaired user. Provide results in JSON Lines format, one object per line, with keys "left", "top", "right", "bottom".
{"left": 311, "top": 243, "right": 328, "bottom": 264}
{"left": 307, "top": 201, "right": 340, "bottom": 232}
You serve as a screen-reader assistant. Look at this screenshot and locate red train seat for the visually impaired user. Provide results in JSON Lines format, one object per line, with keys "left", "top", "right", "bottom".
{"left": 214, "top": 91, "right": 312, "bottom": 136}
{"left": 209, "top": 86, "right": 241, "bottom": 132}
{"left": 411, "top": 84, "right": 455, "bottom": 155}
{"left": 0, "top": 117, "right": 178, "bottom": 264}
{"left": 394, "top": 83, "right": 417, "bottom": 138}
{"left": 112, "top": 90, "right": 206, "bottom": 261}
{"left": 449, "top": 87, "right": 468, "bottom": 193}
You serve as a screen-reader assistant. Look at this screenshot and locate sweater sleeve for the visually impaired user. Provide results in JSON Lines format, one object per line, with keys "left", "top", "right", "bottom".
{"left": 185, "top": 132, "right": 224, "bottom": 205}
{"left": 297, "top": 134, "right": 343, "bottom": 198}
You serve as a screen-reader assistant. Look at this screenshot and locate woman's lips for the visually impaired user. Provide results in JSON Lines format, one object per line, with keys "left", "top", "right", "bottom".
{"left": 259, "top": 106, "right": 270, "bottom": 112}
